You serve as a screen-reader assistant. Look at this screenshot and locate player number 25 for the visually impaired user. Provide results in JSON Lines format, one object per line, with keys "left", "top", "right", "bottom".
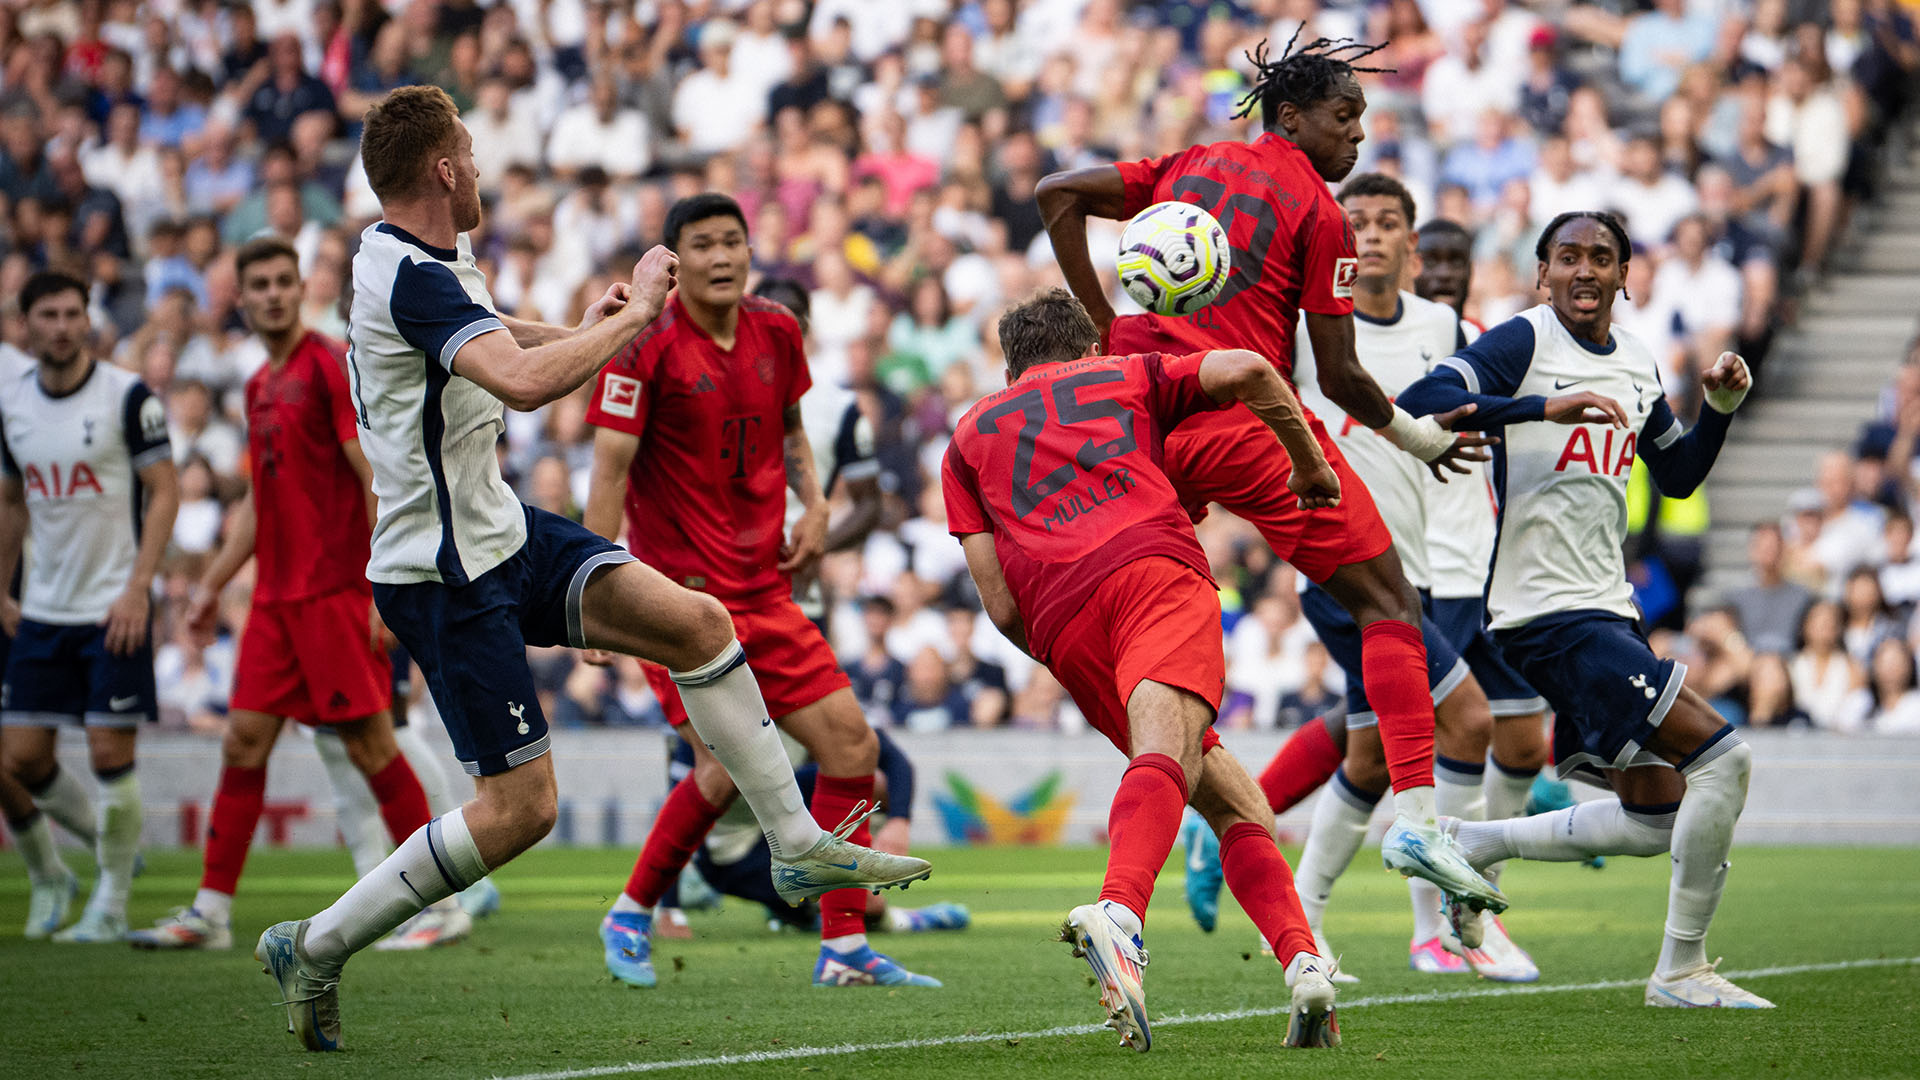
{"left": 975, "top": 369, "right": 1138, "bottom": 518}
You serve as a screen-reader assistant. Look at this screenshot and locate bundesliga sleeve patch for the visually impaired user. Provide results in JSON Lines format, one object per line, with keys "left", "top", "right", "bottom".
{"left": 1333, "top": 258, "right": 1357, "bottom": 299}
{"left": 600, "top": 374, "right": 642, "bottom": 419}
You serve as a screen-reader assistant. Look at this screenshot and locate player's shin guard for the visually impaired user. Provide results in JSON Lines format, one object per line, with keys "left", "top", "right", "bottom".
{"left": 671, "top": 640, "right": 823, "bottom": 859}
{"left": 622, "top": 776, "right": 725, "bottom": 908}
{"left": 1297, "top": 769, "right": 1383, "bottom": 931}
{"left": 1220, "top": 821, "right": 1316, "bottom": 968}
{"left": 1454, "top": 798, "right": 1674, "bottom": 868}
{"left": 1411, "top": 756, "right": 1486, "bottom": 941}
{"left": 1359, "top": 621, "right": 1438, "bottom": 819}
{"left": 28, "top": 762, "right": 96, "bottom": 845}
{"left": 92, "top": 765, "right": 140, "bottom": 918}
{"left": 9, "top": 808, "right": 67, "bottom": 883}
{"left": 304, "top": 808, "right": 488, "bottom": 967}
{"left": 1259, "top": 716, "right": 1344, "bottom": 816}
{"left": 1658, "top": 733, "right": 1751, "bottom": 978}
{"left": 811, "top": 772, "right": 876, "bottom": 941}
{"left": 199, "top": 765, "right": 267, "bottom": 900}
{"left": 1100, "top": 754, "right": 1188, "bottom": 924}
{"left": 366, "top": 754, "right": 433, "bottom": 846}
{"left": 313, "top": 732, "right": 389, "bottom": 878}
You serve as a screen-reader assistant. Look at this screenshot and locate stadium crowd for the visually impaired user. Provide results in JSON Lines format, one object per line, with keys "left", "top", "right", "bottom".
{"left": 2, "top": 0, "right": 1915, "bottom": 736}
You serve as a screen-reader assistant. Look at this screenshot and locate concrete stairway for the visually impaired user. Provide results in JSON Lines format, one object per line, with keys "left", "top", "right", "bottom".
{"left": 1699, "top": 131, "right": 1920, "bottom": 598}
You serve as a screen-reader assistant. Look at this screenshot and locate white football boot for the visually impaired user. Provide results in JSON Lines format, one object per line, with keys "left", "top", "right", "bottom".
{"left": 1062, "top": 901, "right": 1151, "bottom": 1052}
{"left": 129, "top": 907, "right": 233, "bottom": 950}
{"left": 1646, "top": 959, "right": 1775, "bottom": 1008}
{"left": 1282, "top": 952, "right": 1341, "bottom": 1048}
{"left": 24, "top": 871, "right": 78, "bottom": 940}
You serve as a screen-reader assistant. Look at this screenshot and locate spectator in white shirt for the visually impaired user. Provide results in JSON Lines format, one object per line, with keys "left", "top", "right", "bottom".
{"left": 465, "top": 79, "right": 544, "bottom": 194}
{"left": 1420, "top": 18, "right": 1518, "bottom": 146}
{"left": 672, "top": 20, "right": 768, "bottom": 156}
{"left": 548, "top": 73, "right": 652, "bottom": 181}
{"left": 1650, "top": 214, "right": 1742, "bottom": 383}
{"left": 1766, "top": 51, "right": 1851, "bottom": 280}
{"left": 1606, "top": 134, "right": 1698, "bottom": 249}
{"left": 1527, "top": 133, "right": 1609, "bottom": 224}
{"left": 1791, "top": 600, "right": 1865, "bottom": 729}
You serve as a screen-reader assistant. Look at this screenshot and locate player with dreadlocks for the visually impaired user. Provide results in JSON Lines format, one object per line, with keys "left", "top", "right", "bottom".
{"left": 1036, "top": 32, "right": 1507, "bottom": 935}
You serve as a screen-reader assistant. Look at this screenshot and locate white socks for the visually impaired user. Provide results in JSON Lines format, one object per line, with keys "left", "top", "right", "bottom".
{"left": 312, "top": 730, "right": 390, "bottom": 878}
{"left": 10, "top": 810, "right": 68, "bottom": 883}
{"left": 1484, "top": 758, "right": 1537, "bottom": 822}
{"left": 1658, "top": 737, "right": 1752, "bottom": 978}
{"left": 821, "top": 932, "right": 868, "bottom": 952}
{"left": 1391, "top": 784, "right": 1437, "bottom": 827}
{"left": 1410, "top": 756, "right": 1485, "bottom": 942}
{"left": 92, "top": 767, "right": 141, "bottom": 919}
{"left": 304, "top": 808, "right": 488, "bottom": 967}
{"left": 1297, "top": 768, "right": 1381, "bottom": 933}
{"left": 1455, "top": 797, "right": 1674, "bottom": 868}
{"left": 609, "top": 892, "right": 648, "bottom": 917}
{"left": 193, "top": 887, "right": 234, "bottom": 926}
{"left": 30, "top": 764, "right": 96, "bottom": 845}
{"left": 671, "top": 640, "right": 823, "bottom": 860}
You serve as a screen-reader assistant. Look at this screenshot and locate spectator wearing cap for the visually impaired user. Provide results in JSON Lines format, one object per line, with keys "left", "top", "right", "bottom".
{"left": 548, "top": 72, "right": 651, "bottom": 181}
{"left": 1517, "top": 25, "right": 1577, "bottom": 136}
{"left": 1726, "top": 522, "right": 1815, "bottom": 655}
{"left": 672, "top": 20, "right": 766, "bottom": 157}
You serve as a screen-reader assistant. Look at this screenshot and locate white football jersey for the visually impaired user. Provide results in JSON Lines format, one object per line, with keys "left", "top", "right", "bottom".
{"left": 347, "top": 223, "right": 523, "bottom": 586}
{"left": 1424, "top": 319, "right": 1499, "bottom": 599}
{"left": 0, "top": 360, "right": 170, "bottom": 623}
{"left": 1294, "top": 292, "right": 1458, "bottom": 589}
{"left": 1431, "top": 305, "right": 1675, "bottom": 630}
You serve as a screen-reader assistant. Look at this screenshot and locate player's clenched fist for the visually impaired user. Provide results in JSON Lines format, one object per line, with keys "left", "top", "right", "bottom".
{"left": 1702, "top": 351, "right": 1751, "bottom": 415}
{"left": 1288, "top": 454, "right": 1342, "bottom": 510}
{"left": 630, "top": 245, "right": 679, "bottom": 320}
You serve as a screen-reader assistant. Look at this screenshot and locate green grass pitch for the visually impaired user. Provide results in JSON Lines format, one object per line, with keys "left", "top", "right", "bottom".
{"left": 3, "top": 844, "right": 1917, "bottom": 1079}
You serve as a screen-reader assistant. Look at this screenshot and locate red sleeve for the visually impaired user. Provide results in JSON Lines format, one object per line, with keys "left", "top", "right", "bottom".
{"left": 585, "top": 341, "right": 652, "bottom": 438}
{"left": 315, "top": 343, "right": 360, "bottom": 446}
{"left": 941, "top": 438, "right": 990, "bottom": 537}
{"left": 781, "top": 314, "right": 812, "bottom": 409}
{"left": 1114, "top": 152, "right": 1179, "bottom": 219}
{"left": 1297, "top": 195, "right": 1357, "bottom": 316}
{"left": 1139, "top": 351, "right": 1226, "bottom": 432}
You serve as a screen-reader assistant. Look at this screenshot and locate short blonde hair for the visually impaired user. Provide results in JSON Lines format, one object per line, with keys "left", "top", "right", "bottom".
{"left": 360, "top": 85, "right": 461, "bottom": 201}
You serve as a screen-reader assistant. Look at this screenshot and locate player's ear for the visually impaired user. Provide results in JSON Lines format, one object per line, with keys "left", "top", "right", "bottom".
{"left": 1002, "top": 366, "right": 1013, "bottom": 387}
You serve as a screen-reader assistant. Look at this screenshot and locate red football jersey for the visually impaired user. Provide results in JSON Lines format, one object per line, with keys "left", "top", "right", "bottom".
{"left": 586, "top": 294, "right": 811, "bottom": 603}
{"left": 1110, "top": 134, "right": 1356, "bottom": 386}
{"left": 942, "top": 351, "right": 1228, "bottom": 660}
{"left": 243, "top": 331, "right": 370, "bottom": 604}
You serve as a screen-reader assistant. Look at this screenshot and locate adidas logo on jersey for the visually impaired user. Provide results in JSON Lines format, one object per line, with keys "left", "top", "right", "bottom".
{"left": 329, "top": 690, "right": 351, "bottom": 710}
{"left": 692, "top": 374, "right": 718, "bottom": 394}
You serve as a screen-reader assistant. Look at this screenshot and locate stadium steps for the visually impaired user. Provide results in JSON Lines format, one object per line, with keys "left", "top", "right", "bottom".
{"left": 1698, "top": 152, "right": 1920, "bottom": 598}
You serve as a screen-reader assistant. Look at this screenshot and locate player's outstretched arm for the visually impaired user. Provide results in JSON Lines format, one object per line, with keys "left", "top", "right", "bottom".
{"left": 1198, "top": 349, "right": 1340, "bottom": 509}
{"left": 0, "top": 474, "right": 23, "bottom": 636}
{"left": 959, "top": 532, "right": 1030, "bottom": 657}
{"left": 453, "top": 246, "right": 678, "bottom": 411}
{"left": 1638, "top": 351, "right": 1749, "bottom": 498}
{"left": 1036, "top": 165, "right": 1127, "bottom": 333}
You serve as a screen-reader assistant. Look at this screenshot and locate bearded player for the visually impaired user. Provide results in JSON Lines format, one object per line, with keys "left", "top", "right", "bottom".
{"left": 946, "top": 289, "right": 1340, "bottom": 1051}
{"left": 1401, "top": 212, "right": 1767, "bottom": 1008}
{"left": 1036, "top": 33, "right": 1501, "bottom": 912}
{"left": 129, "top": 236, "right": 467, "bottom": 951}
{"left": 586, "top": 194, "right": 938, "bottom": 990}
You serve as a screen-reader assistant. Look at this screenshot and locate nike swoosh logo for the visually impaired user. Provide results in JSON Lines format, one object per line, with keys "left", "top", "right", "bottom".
{"left": 1553, "top": 378, "right": 1580, "bottom": 389}
{"left": 831, "top": 861, "right": 859, "bottom": 871}
{"left": 109, "top": 695, "right": 139, "bottom": 711}
{"left": 762, "top": 717, "right": 773, "bottom": 727}
{"left": 398, "top": 870, "right": 426, "bottom": 904}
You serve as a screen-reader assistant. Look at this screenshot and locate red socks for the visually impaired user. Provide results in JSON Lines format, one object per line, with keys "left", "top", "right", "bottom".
{"left": 623, "top": 776, "right": 726, "bottom": 908}
{"left": 1259, "top": 718, "right": 1343, "bottom": 815}
{"left": 1219, "top": 821, "right": 1318, "bottom": 968}
{"left": 1099, "top": 753, "right": 1189, "bottom": 924}
{"left": 199, "top": 764, "right": 267, "bottom": 896}
{"left": 1360, "top": 620, "right": 1437, "bottom": 795}
{"left": 367, "top": 754, "right": 434, "bottom": 846}
{"left": 811, "top": 772, "right": 877, "bottom": 939}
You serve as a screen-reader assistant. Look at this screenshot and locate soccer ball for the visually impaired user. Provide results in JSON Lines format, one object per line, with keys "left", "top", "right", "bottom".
{"left": 1117, "top": 201, "right": 1232, "bottom": 316}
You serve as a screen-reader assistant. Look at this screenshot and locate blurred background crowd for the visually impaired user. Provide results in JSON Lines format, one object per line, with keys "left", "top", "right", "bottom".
{"left": 2, "top": 0, "right": 1916, "bottom": 737}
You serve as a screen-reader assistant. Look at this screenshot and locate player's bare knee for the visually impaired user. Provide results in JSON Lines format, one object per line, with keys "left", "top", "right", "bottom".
{"left": 220, "top": 724, "right": 275, "bottom": 769}
{"left": 681, "top": 594, "right": 737, "bottom": 668}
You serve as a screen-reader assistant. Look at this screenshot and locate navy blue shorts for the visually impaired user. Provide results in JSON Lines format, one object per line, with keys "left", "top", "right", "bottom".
{"left": 1428, "top": 596, "right": 1546, "bottom": 717}
{"left": 1298, "top": 585, "right": 1468, "bottom": 730}
{"left": 1, "top": 618, "right": 157, "bottom": 727}
{"left": 374, "top": 506, "right": 633, "bottom": 776}
{"left": 1495, "top": 611, "right": 1686, "bottom": 782}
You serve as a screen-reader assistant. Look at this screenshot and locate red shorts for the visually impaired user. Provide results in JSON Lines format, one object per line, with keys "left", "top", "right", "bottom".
{"left": 646, "top": 593, "right": 853, "bottom": 727}
{"left": 1047, "top": 557, "right": 1227, "bottom": 758}
{"left": 231, "top": 588, "right": 392, "bottom": 724}
{"left": 1163, "top": 407, "right": 1392, "bottom": 584}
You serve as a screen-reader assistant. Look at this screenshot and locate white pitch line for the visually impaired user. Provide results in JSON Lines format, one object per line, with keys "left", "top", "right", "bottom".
{"left": 483, "top": 954, "right": 1919, "bottom": 1080}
